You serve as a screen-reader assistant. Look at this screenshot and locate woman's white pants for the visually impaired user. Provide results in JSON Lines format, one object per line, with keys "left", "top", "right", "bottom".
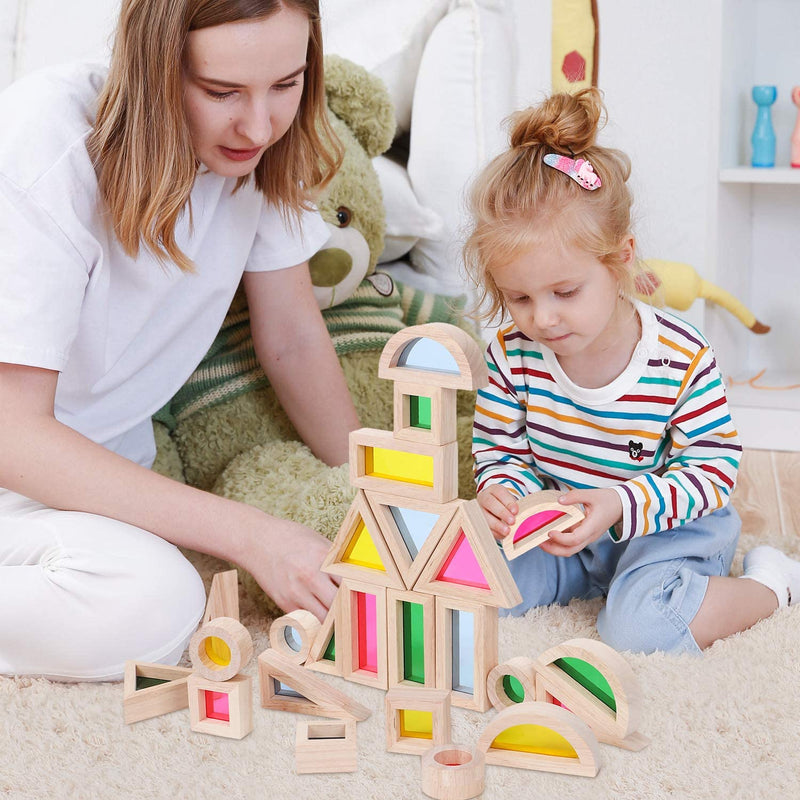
{"left": 0, "top": 490, "right": 206, "bottom": 682}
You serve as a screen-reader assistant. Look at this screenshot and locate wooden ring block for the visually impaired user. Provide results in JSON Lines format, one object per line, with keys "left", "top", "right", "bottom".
{"left": 421, "top": 744, "right": 485, "bottom": 800}
{"left": 269, "top": 610, "right": 321, "bottom": 665}
{"left": 487, "top": 656, "right": 538, "bottom": 710}
{"left": 189, "top": 616, "right": 253, "bottom": 682}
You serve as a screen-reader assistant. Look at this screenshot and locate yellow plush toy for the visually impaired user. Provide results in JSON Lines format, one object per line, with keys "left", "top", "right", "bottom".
{"left": 635, "top": 259, "right": 770, "bottom": 334}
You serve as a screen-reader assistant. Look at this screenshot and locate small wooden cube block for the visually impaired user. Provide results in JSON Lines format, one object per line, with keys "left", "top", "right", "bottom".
{"left": 295, "top": 720, "right": 357, "bottom": 774}
{"left": 386, "top": 687, "right": 451, "bottom": 755}
{"left": 187, "top": 673, "right": 253, "bottom": 740}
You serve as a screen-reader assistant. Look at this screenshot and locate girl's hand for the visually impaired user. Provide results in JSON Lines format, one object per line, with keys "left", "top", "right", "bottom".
{"left": 477, "top": 485, "right": 520, "bottom": 541}
{"left": 242, "top": 516, "right": 341, "bottom": 622}
{"left": 539, "top": 488, "right": 622, "bottom": 557}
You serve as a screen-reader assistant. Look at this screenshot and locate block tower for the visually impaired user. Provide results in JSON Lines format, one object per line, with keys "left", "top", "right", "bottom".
{"left": 308, "top": 323, "right": 522, "bottom": 711}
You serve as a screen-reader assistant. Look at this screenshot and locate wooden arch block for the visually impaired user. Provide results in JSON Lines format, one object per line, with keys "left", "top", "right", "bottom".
{"left": 378, "top": 323, "right": 488, "bottom": 391}
{"left": 477, "top": 701, "right": 600, "bottom": 777}
{"left": 502, "top": 490, "right": 585, "bottom": 560}
{"left": 534, "top": 638, "right": 649, "bottom": 751}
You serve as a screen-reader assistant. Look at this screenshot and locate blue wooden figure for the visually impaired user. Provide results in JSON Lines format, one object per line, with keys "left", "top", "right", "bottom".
{"left": 751, "top": 85, "right": 777, "bottom": 168}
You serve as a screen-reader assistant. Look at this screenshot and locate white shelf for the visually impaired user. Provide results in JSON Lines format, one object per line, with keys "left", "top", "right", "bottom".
{"left": 719, "top": 167, "right": 800, "bottom": 184}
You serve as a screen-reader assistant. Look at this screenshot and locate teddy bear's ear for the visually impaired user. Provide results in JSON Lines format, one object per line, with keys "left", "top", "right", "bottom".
{"left": 323, "top": 54, "right": 395, "bottom": 159}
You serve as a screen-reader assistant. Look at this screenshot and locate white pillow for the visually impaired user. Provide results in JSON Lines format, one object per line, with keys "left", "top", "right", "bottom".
{"left": 407, "top": 0, "right": 516, "bottom": 290}
{"left": 320, "top": 0, "right": 450, "bottom": 132}
{"left": 374, "top": 156, "right": 443, "bottom": 264}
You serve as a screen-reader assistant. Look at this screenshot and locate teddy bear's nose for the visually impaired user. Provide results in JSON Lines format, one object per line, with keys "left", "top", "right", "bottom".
{"left": 308, "top": 248, "right": 353, "bottom": 288}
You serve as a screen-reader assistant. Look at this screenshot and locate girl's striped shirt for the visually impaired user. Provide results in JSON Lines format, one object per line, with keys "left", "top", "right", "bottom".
{"left": 473, "top": 301, "right": 741, "bottom": 542}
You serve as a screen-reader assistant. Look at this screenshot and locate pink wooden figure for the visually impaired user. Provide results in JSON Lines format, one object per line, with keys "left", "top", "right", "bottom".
{"left": 792, "top": 86, "right": 800, "bottom": 169}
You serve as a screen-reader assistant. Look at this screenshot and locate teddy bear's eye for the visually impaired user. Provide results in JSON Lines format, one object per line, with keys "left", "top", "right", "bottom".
{"left": 335, "top": 207, "right": 352, "bottom": 227}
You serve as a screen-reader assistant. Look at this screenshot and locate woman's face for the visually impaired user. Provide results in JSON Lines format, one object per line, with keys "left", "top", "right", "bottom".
{"left": 183, "top": 6, "right": 309, "bottom": 177}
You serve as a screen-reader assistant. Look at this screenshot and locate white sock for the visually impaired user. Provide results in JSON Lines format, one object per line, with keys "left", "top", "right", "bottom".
{"left": 740, "top": 545, "right": 800, "bottom": 609}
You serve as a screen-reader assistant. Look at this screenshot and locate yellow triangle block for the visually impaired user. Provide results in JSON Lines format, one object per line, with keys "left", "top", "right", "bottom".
{"left": 320, "top": 490, "right": 405, "bottom": 590}
{"left": 342, "top": 520, "right": 386, "bottom": 571}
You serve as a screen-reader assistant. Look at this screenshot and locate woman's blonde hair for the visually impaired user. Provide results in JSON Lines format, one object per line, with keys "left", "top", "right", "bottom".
{"left": 463, "top": 88, "right": 637, "bottom": 323}
{"left": 88, "top": 0, "right": 342, "bottom": 272}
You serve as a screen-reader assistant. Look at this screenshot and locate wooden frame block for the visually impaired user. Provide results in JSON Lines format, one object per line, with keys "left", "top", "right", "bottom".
{"left": 295, "top": 720, "right": 357, "bottom": 774}
{"left": 502, "top": 491, "right": 585, "bottom": 561}
{"left": 337, "top": 579, "right": 388, "bottom": 690}
{"left": 421, "top": 744, "right": 485, "bottom": 800}
{"left": 187, "top": 672, "right": 253, "bottom": 740}
{"left": 378, "top": 323, "right": 489, "bottom": 391}
{"left": 257, "top": 648, "right": 370, "bottom": 721}
{"left": 534, "top": 638, "right": 649, "bottom": 751}
{"left": 269, "top": 610, "right": 321, "bottom": 665}
{"left": 393, "top": 382, "right": 457, "bottom": 446}
{"left": 476, "top": 702, "right": 600, "bottom": 777}
{"left": 414, "top": 500, "right": 522, "bottom": 609}
{"left": 365, "top": 491, "right": 459, "bottom": 591}
{"left": 434, "top": 596, "right": 498, "bottom": 712}
{"left": 320, "top": 490, "right": 406, "bottom": 589}
{"left": 203, "top": 569, "right": 240, "bottom": 623}
{"left": 350, "top": 428, "right": 458, "bottom": 504}
{"left": 487, "top": 657, "right": 538, "bottom": 711}
{"left": 305, "top": 593, "right": 341, "bottom": 676}
{"left": 387, "top": 588, "right": 437, "bottom": 688}
{"left": 189, "top": 616, "right": 253, "bottom": 682}
{"left": 385, "top": 687, "right": 451, "bottom": 755}
{"left": 123, "top": 661, "right": 193, "bottom": 724}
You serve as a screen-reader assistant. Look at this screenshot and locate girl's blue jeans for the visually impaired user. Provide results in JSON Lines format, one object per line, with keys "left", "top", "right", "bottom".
{"left": 501, "top": 505, "right": 741, "bottom": 655}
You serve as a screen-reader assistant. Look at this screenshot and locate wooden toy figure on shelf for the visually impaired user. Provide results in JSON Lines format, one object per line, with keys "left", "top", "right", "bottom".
{"left": 791, "top": 86, "right": 800, "bottom": 169}
{"left": 751, "top": 85, "right": 777, "bottom": 167}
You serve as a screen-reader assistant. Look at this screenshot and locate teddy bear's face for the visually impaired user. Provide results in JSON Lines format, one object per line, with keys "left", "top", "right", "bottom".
{"left": 309, "top": 116, "right": 386, "bottom": 309}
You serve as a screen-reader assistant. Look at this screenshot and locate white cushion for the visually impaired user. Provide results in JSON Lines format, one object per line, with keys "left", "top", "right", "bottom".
{"left": 407, "top": 0, "right": 516, "bottom": 289}
{"left": 320, "top": 0, "right": 450, "bottom": 132}
{"left": 374, "top": 156, "right": 443, "bottom": 263}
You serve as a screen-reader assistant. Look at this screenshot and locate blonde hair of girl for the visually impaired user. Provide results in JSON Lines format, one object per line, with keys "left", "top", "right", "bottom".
{"left": 88, "top": 0, "right": 342, "bottom": 273}
{"left": 464, "top": 87, "right": 640, "bottom": 324}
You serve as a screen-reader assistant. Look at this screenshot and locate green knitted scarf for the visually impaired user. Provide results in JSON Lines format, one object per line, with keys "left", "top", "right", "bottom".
{"left": 154, "top": 277, "right": 469, "bottom": 430}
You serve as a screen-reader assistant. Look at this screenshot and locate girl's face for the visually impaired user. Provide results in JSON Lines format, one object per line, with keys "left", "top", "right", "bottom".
{"left": 490, "top": 234, "right": 636, "bottom": 363}
{"left": 183, "top": 6, "right": 309, "bottom": 177}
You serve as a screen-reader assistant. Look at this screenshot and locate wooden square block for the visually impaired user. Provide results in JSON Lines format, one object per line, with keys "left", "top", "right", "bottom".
{"left": 187, "top": 673, "right": 253, "bottom": 740}
{"left": 385, "top": 687, "right": 451, "bottom": 755}
{"left": 295, "top": 720, "right": 357, "bottom": 774}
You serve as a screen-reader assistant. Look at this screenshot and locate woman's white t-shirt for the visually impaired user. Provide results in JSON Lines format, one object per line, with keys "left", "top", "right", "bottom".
{"left": 0, "top": 61, "right": 330, "bottom": 467}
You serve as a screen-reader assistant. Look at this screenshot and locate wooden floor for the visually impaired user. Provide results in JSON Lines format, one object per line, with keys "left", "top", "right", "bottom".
{"left": 730, "top": 449, "right": 799, "bottom": 553}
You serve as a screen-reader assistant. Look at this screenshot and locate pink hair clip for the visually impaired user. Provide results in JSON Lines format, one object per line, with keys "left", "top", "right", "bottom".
{"left": 543, "top": 153, "right": 602, "bottom": 190}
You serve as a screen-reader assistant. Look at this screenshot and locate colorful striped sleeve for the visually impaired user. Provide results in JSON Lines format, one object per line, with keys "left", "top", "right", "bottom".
{"left": 610, "top": 344, "right": 741, "bottom": 541}
{"left": 472, "top": 329, "right": 545, "bottom": 498}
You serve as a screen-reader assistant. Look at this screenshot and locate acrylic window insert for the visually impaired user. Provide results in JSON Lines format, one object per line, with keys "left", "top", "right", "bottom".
{"left": 451, "top": 609, "right": 475, "bottom": 694}
{"left": 554, "top": 657, "right": 616, "bottom": 712}
{"left": 205, "top": 636, "right": 231, "bottom": 667}
{"left": 204, "top": 690, "right": 230, "bottom": 722}
{"left": 502, "top": 675, "right": 526, "bottom": 703}
{"left": 491, "top": 724, "right": 579, "bottom": 760}
{"left": 399, "top": 708, "right": 434, "bottom": 739}
{"left": 342, "top": 520, "right": 387, "bottom": 571}
{"left": 389, "top": 505, "right": 440, "bottom": 559}
{"left": 356, "top": 591, "right": 379, "bottom": 673}
{"left": 401, "top": 601, "right": 426, "bottom": 684}
{"left": 364, "top": 447, "right": 435, "bottom": 487}
{"left": 408, "top": 394, "right": 432, "bottom": 430}
{"left": 397, "top": 338, "right": 461, "bottom": 374}
{"left": 437, "top": 532, "right": 491, "bottom": 590}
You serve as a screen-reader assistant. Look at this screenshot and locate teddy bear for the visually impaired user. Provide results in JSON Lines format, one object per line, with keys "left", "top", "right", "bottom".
{"left": 151, "top": 56, "right": 480, "bottom": 618}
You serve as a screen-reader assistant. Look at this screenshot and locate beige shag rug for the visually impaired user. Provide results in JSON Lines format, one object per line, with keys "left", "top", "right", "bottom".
{"left": 2, "top": 453, "right": 799, "bottom": 800}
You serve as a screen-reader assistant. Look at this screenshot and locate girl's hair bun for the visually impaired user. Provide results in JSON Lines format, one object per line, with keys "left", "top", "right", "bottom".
{"left": 509, "top": 87, "right": 604, "bottom": 154}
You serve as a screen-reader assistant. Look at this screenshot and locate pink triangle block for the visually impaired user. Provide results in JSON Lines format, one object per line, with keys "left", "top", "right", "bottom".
{"left": 513, "top": 510, "right": 567, "bottom": 543}
{"left": 436, "top": 531, "right": 490, "bottom": 589}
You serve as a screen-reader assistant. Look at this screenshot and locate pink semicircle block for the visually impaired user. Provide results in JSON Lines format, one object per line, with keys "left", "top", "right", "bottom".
{"left": 513, "top": 510, "right": 567, "bottom": 543}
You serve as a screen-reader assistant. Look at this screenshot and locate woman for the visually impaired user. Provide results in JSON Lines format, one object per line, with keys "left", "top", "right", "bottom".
{"left": 0, "top": 0, "right": 358, "bottom": 681}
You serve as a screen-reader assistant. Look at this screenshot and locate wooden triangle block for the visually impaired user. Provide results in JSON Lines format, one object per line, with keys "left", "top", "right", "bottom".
{"left": 257, "top": 648, "right": 371, "bottom": 721}
{"left": 123, "top": 661, "right": 194, "bottom": 724}
{"left": 502, "top": 491, "right": 585, "bottom": 561}
{"left": 364, "top": 491, "right": 459, "bottom": 591}
{"left": 203, "top": 569, "right": 240, "bottom": 623}
{"left": 305, "top": 592, "right": 341, "bottom": 676}
{"left": 413, "top": 499, "right": 522, "bottom": 608}
{"left": 320, "top": 490, "right": 406, "bottom": 589}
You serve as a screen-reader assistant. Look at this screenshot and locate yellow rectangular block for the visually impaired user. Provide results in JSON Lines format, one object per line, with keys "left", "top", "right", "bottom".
{"left": 365, "top": 447, "right": 434, "bottom": 487}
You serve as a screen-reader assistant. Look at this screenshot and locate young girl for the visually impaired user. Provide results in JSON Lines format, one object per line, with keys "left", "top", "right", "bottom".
{"left": 0, "top": 0, "right": 359, "bottom": 681}
{"left": 465, "top": 88, "right": 800, "bottom": 655}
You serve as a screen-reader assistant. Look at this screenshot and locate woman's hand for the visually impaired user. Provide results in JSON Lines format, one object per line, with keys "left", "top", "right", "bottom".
{"left": 477, "top": 484, "right": 520, "bottom": 541}
{"left": 240, "top": 514, "right": 341, "bottom": 622}
{"left": 539, "top": 488, "right": 622, "bottom": 557}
